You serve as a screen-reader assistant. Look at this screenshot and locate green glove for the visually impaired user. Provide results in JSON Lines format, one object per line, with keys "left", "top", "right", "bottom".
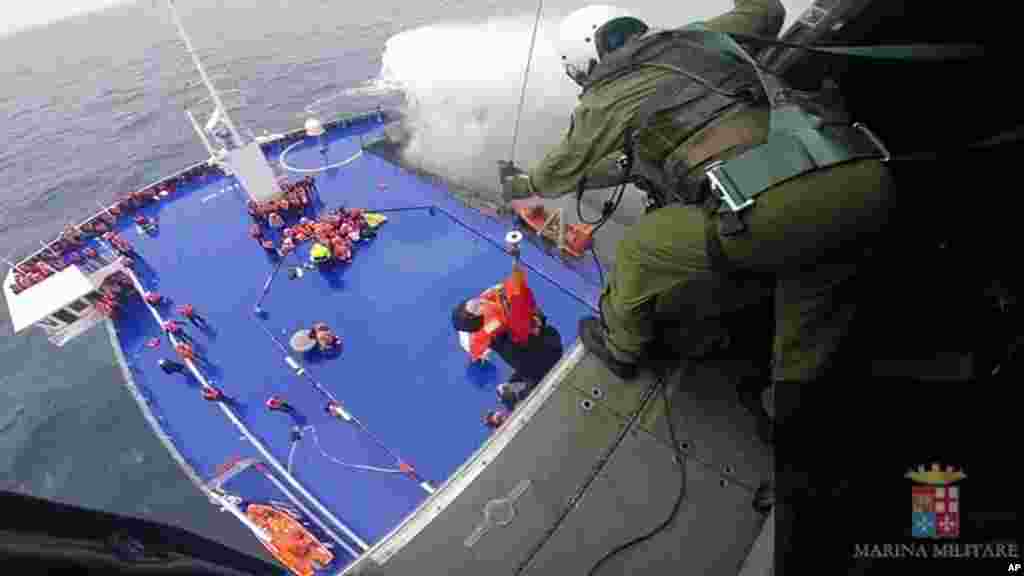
{"left": 498, "top": 161, "right": 534, "bottom": 201}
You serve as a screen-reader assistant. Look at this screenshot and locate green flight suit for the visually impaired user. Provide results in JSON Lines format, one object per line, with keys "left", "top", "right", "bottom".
{"left": 514, "top": 0, "right": 892, "bottom": 381}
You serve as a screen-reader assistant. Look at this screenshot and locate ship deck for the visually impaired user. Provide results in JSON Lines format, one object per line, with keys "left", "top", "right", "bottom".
{"left": 106, "top": 115, "right": 605, "bottom": 571}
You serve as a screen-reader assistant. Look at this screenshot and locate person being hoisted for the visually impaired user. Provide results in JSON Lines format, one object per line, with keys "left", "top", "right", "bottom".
{"left": 498, "top": 2, "right": 900, "bottom": 442}
{"left": 452, "top": 261, "right": 564, "bottom": 409}
{"left": 457, "top": 287, "right": 508, "bottom": 365}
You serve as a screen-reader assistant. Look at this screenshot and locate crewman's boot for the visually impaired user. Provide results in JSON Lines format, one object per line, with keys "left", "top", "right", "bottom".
{"left": 579, "top": 317, "right": 638, "bottom": 380}
{"left": 753, "top": 480, "right": 775, "bottom": 515}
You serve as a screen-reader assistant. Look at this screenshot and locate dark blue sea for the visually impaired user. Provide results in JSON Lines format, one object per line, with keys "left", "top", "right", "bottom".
{"left": 0, "top": 0, "right": 809, "bottom": 561}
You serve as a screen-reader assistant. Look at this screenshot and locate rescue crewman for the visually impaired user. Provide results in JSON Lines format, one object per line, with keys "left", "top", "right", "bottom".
{"left": 498, "top": 1, "right": 892, "bottom": 398}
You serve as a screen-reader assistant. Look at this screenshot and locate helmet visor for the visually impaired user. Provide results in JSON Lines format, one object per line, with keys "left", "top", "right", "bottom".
{"left": 595, "top": 18, "right": 648, "bottom": 59}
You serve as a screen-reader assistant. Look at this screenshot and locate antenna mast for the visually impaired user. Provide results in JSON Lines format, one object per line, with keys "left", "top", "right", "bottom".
{"left": 166, "top": 0, "right": 244, "bottom": 149}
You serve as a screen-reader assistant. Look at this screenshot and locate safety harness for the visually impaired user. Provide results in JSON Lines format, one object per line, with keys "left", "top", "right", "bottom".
{"left": 590, "top": 25, "right": 984, "bottom": 235}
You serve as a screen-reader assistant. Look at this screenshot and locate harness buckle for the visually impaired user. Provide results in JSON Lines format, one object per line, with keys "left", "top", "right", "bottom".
{"left": 705, "top": 161, "right": 754, "bottom": 213}
{"left": 852, "top": 122, "right": 892, "bottom": 162}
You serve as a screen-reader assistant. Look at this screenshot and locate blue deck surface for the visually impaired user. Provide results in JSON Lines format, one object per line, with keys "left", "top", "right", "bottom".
{"left": 110, "top": 116, "right": 602, "bottom": 571}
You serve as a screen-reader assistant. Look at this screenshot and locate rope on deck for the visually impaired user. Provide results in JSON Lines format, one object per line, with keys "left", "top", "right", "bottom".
{"left": 305, "top": 426, "right": 405, "bottom": 474}
{"left": 288, "top": 426, "right": 404, "bottom": 475}
{"left": 253, "top": 320, "right": 435, "bottom": 496}
{"left": 120, "top": 268, "right": 370, "bottom": 557}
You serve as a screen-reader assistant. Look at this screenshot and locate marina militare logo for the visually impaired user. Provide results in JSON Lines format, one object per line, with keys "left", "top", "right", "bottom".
{"left": 852, "top": 463, "right": 1019, "bottom": 563}
{"left": 907, "top": 463, "right": 966, "bottom": 538}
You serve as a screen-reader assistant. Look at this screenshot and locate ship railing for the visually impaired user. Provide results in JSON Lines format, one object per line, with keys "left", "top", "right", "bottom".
{"left": 11, "top": 107, "right": 395, "bottom": 274}
{"left": 118, "top": 266, "right": 369, "bottom": 559}
{"left": 272, "top": 107, "right": 396, "bottom": 143}
{"left": 10, "top": 160, "right": 215, "bottom": 273}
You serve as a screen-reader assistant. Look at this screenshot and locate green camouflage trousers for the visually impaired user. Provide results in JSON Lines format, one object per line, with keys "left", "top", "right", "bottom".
{"left": 600, "top": 158, "right": 892, "bottom": 381}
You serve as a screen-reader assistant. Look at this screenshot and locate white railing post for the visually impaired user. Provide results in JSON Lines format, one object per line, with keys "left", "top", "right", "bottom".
{"left": 186, "top": 108, "right": 219, "bottom": 160}
{"left": 167, "top": 0, "right": 244, "bottom": 149}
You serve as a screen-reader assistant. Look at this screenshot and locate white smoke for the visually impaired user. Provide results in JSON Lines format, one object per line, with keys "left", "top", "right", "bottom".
{"left": 378, "top": 14, "right": 576, "bottom": 194}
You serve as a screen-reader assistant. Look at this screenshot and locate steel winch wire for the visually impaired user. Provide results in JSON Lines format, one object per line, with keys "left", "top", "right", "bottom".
{"left": 503, "top": 0, "right": 545, "bottom": 238}
{"left": 510, "top": 0, "right": 545, "bottom": 165}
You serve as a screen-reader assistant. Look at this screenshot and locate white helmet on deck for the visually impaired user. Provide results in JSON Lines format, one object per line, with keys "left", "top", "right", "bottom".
{"left": 558, "top": 5, "right": 649, "bottom": 86}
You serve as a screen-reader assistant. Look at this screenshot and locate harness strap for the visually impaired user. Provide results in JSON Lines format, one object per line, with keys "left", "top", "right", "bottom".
{"left": 676, "top": 105, "right": 769, "bottom": 171}
{"left": 708, "top": 122, "right": 885, "bottom": 217}
{"left": 724, "top": 32, "right": 986, "bottom": 63}
{"left": 665, "top": 28, "right": 891, "bottom": 235}
{"left": 627, "top": 27, "right": 990, "bottom": 226}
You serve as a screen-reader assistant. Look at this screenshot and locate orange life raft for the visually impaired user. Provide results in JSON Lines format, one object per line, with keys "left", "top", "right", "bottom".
{"left": 246, "top": 504, "right": 334, "bottom": 576}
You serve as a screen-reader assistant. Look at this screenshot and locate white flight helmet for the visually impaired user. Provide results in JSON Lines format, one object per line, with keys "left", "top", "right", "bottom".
{"left": 558, "top": 5, "right": 649, "bottom": 86}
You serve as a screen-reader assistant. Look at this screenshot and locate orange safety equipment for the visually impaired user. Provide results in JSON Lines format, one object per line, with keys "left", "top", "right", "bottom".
{"left": 503, "top": 265, "right": 537, "bottom": 345}
{"left": 467, "top": 285, "right": 509, "bottom": 362}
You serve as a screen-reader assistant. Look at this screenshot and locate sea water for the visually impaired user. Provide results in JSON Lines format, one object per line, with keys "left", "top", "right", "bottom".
{"left": 0, "top": 0, "right": 811, "bottom": 560}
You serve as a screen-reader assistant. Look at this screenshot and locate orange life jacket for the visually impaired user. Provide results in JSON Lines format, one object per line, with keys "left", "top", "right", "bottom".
{"left": 503, "top": 266, "right": 537, "bottom": 345}
{"left": 468, "top": 287, "right": 508, "bottom": 362}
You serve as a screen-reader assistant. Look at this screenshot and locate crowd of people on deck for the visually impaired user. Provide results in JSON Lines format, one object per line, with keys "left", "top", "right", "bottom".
{"left": 91, "top": 270, "right": 135, "bottom": 319}
{"left": 249, "top": 194, "right": 379, "bottom": 265}
{"left": 8, "top": 163, "right": 220, "bottom": 296}
{"left": 246, "top": 176, "right": 317, "bottom": 223}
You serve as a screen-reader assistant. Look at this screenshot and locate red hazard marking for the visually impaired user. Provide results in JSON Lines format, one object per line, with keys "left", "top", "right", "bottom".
{"left": 399, "top": 462, "right": 415, "bottom": 476}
